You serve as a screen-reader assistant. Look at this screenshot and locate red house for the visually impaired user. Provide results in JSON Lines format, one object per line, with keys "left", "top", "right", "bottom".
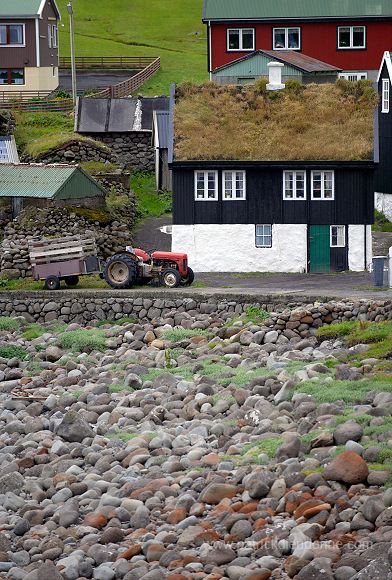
{"left": 203, "top": 0, "right": 392, "bottom": 81}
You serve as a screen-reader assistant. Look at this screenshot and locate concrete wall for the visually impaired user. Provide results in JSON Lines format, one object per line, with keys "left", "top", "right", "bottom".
{"left": 172, "top": 224, "right": 308, "bottom": 273}
{"left": 173, "top": 223, "right": 371, "bottom": 273}
{"left": 0, "top": 67, "right": 59, "bottom": 92}
{"left": 375, "top": 192, "right": 392, "bottom": 221}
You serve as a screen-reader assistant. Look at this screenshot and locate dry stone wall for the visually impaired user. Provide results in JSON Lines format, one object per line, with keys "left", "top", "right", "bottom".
{"left": 85, "top": 132, "right": 154, "bottom": 171}
{"left": 21, "top": 139, "right": 117, "bottom": 166}
{"left": 0, "top": 293, "right": 390, "bottom": 329}
{"left": 0, "top": 205, "right": 136, "bottom": 279}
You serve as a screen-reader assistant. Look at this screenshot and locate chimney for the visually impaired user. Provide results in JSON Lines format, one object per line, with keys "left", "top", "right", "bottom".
{"left": 267, "top": 61, "right": 285, "bottom": 91}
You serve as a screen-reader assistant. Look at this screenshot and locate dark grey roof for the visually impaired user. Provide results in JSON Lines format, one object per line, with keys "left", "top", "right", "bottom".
{"left": 213, "top": 50, "right": 342, "bottom": 74}
{"left": 0, "top": 136, "right": 19, "bottom": 164}
{"left": 153, "top": 111, "right": 170, "bottom": 149}
{"left": 76, "top": 97, "right": 169, "bottom": 133}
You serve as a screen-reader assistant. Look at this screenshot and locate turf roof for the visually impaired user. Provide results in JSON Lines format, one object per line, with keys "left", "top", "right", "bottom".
{"left": 174, "top": 81, "right": 377, "bottom": 162}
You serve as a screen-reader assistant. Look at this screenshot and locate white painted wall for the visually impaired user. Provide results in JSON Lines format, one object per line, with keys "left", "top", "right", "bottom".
{"left": 375, "top": 192, "right": 392, "bottom": 221}
{"left": 348, "top": 225, "right": 372, "bottom": 271}
{"left": 172, "top": 224, "right": 308, "bottom": 272}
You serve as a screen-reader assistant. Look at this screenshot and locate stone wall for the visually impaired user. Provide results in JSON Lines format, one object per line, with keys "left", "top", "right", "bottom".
{"left": 0, "top": 292, "right": 390, "bottom": 330}
{"left": 0, "top": 204, "right": 136, "bottom": 279}
{"left": 21, "top": 139, "right": 117, "bottom": 166}
{"left": 84, "top": 132, "right": 154, "bottom": 171}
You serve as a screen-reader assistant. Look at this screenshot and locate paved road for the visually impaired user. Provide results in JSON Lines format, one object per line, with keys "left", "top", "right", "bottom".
{"left": 133, "top": 215, "right": 172, "bottom": 252}
{"left": 59, "top": 70, "right": 136, "bottom": 92}
{"left": 194, "top": 271, "right": 392, "bottom": 300}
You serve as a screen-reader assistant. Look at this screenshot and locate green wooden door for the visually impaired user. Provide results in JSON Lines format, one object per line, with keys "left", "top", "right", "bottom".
{"left": 309, "top": 225, "right": 330, "bottom": 272}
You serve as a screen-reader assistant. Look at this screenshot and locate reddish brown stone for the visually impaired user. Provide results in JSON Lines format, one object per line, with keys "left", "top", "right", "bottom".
{"left": 324, "top": 451, "right": 369, "bottom": 484}
{"left": 239, "top": 502, "right": 259, "bottom": 514}
{"left": 146, "top": 542, "right": 166, "bottom": 562}
{"left": 254, "top": 518, "right": 267, "bottom": 531}
{"left": 17, "top": 457, "right": 34, "bottom": 469}
{"left": 166, "top": 507, "right": 187, "bottom": 524}
{"left": 83, "top": 513, "right": 107, "bottom": 529}
{"left": 117, "top": 544, "right": 142, "bottom": 560}
{"left": 245, "top": 572, "right": 271, "bottom": 580}
{"left": 189, "top": 502, "right": 204, "bottom": 516}
{"left": 203, "top": 452, "right": 220, "bottom": 466}
{"left": 294, "top": 499, "right": 331, "bottom": 520}
{"left": 199, "top": 483, "right": 237, "bottom": 504}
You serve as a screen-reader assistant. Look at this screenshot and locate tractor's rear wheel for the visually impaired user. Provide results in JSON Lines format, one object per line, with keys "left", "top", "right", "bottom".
{"left": 180, "top": 267, "right": 195, "bottom": 287}
{"left": 104, "top": 254, "right": 138, "bottom": 289}
{"left": 161, "top": 268, "right": 181, "bottom": 288}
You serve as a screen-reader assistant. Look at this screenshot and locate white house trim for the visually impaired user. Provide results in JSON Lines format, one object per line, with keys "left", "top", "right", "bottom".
{"left": 35, "top": 18, "right": 40, "bottom": 67}
{"left": 377, "top": 50, "right": 392, "bottom": 83}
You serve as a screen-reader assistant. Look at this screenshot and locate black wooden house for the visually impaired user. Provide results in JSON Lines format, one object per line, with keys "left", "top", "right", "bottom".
{"left": 375, "top": 51, "right": 392, "bottom": 221}
{"left": 170, "top": 78, "right": 375, "bottom": 273}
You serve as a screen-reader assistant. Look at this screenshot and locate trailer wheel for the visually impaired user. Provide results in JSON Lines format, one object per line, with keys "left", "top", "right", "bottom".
{"left": 104, "top": 254, "right": 138, "bottom": 289}
{"left": 65, "top": 275, "right": 79, "bottom": 287}
{"left": 180, "top": 267, "right": 195, "bottom": 287}
{"left": 161, "top": 268, "right": 181, "bottom": 288}
{"left": 44, "top": 275, "right": 60, "bottom": 291}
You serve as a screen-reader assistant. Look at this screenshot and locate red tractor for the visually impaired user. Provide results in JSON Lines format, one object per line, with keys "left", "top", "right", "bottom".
{"left": 103, "top": 247, "right": 194, "bottom": 289}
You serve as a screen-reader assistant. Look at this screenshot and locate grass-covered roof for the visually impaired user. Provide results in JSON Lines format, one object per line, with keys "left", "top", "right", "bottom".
{"left": 174, "top": 80, "right": 377, "bottom": 162}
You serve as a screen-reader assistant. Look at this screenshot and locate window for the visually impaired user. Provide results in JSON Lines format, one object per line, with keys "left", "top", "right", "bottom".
{"left": 255, "top": 225, "right": 272, "bottom": 248}
{"left": 52, "top": 25, "right": 58, "bottom": 48}
{"left": 330, "top": 225, "right": 345, "bottom": 247}
{"left": 273, "top": 27, "right": 300, "bottom": 50}
{"left": 222, "top": 171, "right": 246, "bottom": 200}
{"left": 339, "top": 72, "right": 368, "bottom": 81}
{"left": 227, "top": 29, "right": 255, "bottom": 51}
{"left": 311, "top": 171, "right": 334, "bottom": 200}
{"left": 0, "top": 69, "right": 24, "bottom": 85}
{"left": 283, "top": 171, "right": 306, "bottom": 200}
{"left": 49, "top": 24, "right": 58, "bottom": 48}
{"left": 194, "top": 171, "right": 218, "bottom": 200}
{"left": 382, "top": 79, "right": 390, "bottom": 113}
{"left": 338, "top": 26, "right": 366, "bottom": 49}
{"left": 0, "top": 24, "right": 24, "bottom": 46}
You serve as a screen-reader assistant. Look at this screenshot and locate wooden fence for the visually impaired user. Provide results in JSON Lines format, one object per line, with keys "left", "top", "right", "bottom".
{"left": 59, "top": 56, "right": 158, "bottom": 70}
{"left": 0, "top": 56, "right": 160, "bottom": 112}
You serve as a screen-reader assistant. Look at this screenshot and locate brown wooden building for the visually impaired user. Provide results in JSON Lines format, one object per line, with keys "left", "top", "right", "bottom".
{"left": 0, "top": 0, "right": 60, "bottom": 94}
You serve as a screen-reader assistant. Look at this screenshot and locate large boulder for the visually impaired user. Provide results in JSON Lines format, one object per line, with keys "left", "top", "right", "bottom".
{"left": 324, "top": 451, "right": 369, "bottom": 484}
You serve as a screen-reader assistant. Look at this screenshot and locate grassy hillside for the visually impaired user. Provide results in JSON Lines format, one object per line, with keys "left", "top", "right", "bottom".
{"left": 56, "top": 0, "right": 207, "bottom": 95}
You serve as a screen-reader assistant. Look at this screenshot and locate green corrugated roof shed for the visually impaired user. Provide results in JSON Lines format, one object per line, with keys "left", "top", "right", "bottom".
{"left": 0, "top": 0, "right": 60, "bottom": 19}
{"left": 203, "top": 0, "right": 392, "bottom": 20}
{"left": 0, "top": 164, "right": 105, "bottom": 199}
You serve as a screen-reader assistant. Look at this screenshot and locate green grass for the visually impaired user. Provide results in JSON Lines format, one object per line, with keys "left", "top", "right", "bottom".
{"left": 58, "top": 329, "right": 107, "bottom": 352}
{"left": 131, "top": 171, "right": 172, "bottom": 220}
{"left": 316, "top": 321, "right": 358, "bottom": 340}
{"left": 162, "top": 328, "right": 211, "bottom": 342}
{"left": 0, "top": 346, "right": 28, "bottom": 360}
{"left": 22, "top": 324, "right": 45, "bottom": 340}
{"left": 108, "top": 383, "right": 133, "bottom": 394}
{"left": 0, "top": 317, "right": 20, "bottom": 332}
{"left": 295, "top": 377, "right": 392, "bottom": 404}
{"left": 0, "top": 274, "right": 109, "bottom": 292}
{"left": 96, "top": 316, "right": 138, "bottom": 327}
{"left": 57, "top": 0, "right": 206, "bottom": 95}
{"left": 373, "top": 209, "right": 392, "bottom": 232}
{"left": 317, "top": 320, "right": 392, "bottom": 360}
{"left": 80, "top": 161, "right": 119, "bottom": 174}
{"left": 241, "top": 437, "right": 284, "bottom": 460}
{"left": 13, "top": 111, "right": 74, "bottom": 157}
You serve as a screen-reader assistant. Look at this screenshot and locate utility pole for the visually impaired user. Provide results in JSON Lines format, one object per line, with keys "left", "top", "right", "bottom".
{"left": 67, "top": 1, "right": 77, "bottom": 106}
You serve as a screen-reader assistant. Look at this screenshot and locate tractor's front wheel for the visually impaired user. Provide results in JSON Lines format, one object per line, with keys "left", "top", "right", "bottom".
{"left": 180, "top": 267, "right": 195, "bottom": 287}
{"left": 104, "top": 254, "right": 138, "bottom": 289}
{"left": 161, "top": 268, "right": 181, "bottom": 288}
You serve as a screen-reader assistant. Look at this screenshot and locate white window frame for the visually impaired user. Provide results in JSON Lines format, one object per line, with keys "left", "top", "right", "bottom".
{"left": 194, "top": 170, "right": 218, "bottom": 201}
{"left": 222, "top": 171, "right": 246, "bottom": 201}
{"left": 283, "top": 170, "right": 306, "bottom": 200}
{"left": 255, "top": 224, "right": 272, "bottom": 248}
{"left": 311, "top": 170, "right": 335, "bottom": 200}
{"left": 382, "top": 79, "right": 390, "bottom": 113}
{"left": 338, "top": 72, "right": 368, "bottom": 81}
{"left": 330, "top": 225, "right": 346, "bottom": 248}
{"left": 273, "top": 27, "right": 301, "bottom": 50}
{"left": 48, "top": 24, "right": 53, "bottom": 48}
{"left": 52, "top": 25, "right": 58, "bottom": 49}
{"left": 338, "top": 26, "right": 366, "bottom": 49}
{"left": 0, "top": 23, "right": 26, "bottom": 47}
{"left": 227, "top": 28, "right": 255, "bottom": 52}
